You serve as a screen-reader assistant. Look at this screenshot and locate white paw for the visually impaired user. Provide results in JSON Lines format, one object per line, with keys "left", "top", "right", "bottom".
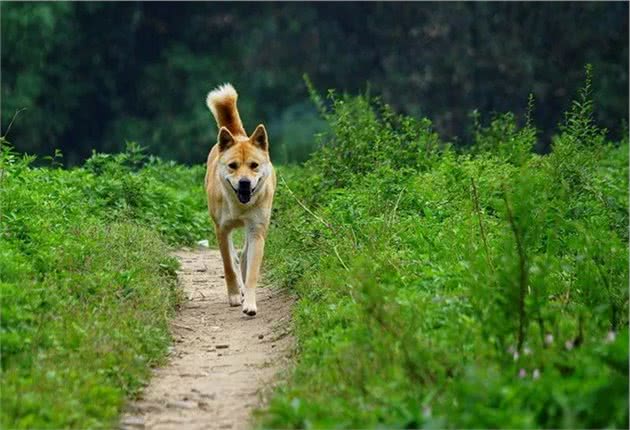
{"left": 242, "top": 291, "right": 257, "bottom": 316}
{"left": 228, "top": 293, "right": 242, "bottom": 307}
{"left": 242, "top": 302, "right": 257, "bottom": 316}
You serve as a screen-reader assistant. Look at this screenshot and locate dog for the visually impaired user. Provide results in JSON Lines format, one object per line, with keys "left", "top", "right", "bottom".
{"left": 205, "top": 83, "right": 276, "bottom": 316}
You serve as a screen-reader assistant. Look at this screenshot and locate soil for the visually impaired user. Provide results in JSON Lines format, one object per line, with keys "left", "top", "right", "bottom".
{"left": 120, "top": 248, "right": 293, "bottom": 430}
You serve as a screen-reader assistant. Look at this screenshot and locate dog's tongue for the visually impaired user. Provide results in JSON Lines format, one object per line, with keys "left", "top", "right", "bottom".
{"left": 238, "top": 191, "right": 251, "bottom": 203}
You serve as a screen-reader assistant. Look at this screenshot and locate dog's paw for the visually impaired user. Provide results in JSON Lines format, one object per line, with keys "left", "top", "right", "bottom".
{"left": 242, "top": 301, "right": 257, "bottom": 317}
{"left": 228, "top": 293, "right": 242, "bottom": 307}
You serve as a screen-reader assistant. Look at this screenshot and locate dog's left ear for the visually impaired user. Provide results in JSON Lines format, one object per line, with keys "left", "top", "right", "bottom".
{"left": 218, "top": 127, "right": 235, "bottom": 152}
{"left": 250, "top": 124, "right": 268, "bottom": 151}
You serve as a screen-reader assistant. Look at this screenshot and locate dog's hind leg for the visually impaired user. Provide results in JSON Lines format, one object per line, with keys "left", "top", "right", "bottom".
{"left": 240, "top": 238, "right": 249, "bottom": 289}
{"left": 228, "top": 232, "right": 245, "bottom": 300}
{"left": 216, "top": 227, "right": 242, "bottom": 307}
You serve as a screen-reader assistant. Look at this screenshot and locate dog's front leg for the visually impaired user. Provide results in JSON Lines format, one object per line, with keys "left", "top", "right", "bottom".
{"left": 242, "top": 225, "right": 266, "bottom": 316}
{"left": 216, "top": 227, "right": 242, "bottom": 306}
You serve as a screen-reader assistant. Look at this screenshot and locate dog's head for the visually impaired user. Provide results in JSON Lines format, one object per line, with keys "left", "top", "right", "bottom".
{"left": 217, "top": 124, "right": 271, "bottom": 205}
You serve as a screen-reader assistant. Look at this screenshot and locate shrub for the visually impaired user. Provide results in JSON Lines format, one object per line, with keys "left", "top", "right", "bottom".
{"left": 260, "top": 68, "right": 628, "bottom": 428}
{"left": 0, "top": 140, "right": 210, "bottom": 428}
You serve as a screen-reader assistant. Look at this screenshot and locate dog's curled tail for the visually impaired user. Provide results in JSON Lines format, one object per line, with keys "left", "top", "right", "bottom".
{"left": 206, "top": 83, "right": 246, "bottom": 136}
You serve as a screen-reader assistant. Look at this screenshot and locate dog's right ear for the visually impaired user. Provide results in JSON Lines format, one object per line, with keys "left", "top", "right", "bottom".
{"left": 218, "top": 127, "right": 235, "bottom": 152}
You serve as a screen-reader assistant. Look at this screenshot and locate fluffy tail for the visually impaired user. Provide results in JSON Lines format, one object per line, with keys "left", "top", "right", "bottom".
{"left": 206, "top": 83, "right": 246, "bottom": 136}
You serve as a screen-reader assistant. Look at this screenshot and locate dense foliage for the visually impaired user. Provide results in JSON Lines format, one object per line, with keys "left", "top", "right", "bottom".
{"left": 260, "top": 70, "right": 629, "bottom": 428}
{"left": 1, "top": 2, "right": 628, "bottom": 164}
{"left": 0, "top": 142, "right": 210, "bottom": 428}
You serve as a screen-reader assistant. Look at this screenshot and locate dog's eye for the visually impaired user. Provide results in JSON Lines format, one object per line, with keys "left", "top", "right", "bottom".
{"left": 250, "top": 162, "right": 259, "bottom": 169}
{"left": 228, "top": 162, "right": 238, "bottom": 170}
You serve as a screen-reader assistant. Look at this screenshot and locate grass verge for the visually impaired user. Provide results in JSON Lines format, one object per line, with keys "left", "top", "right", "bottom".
{"left": 0, "top": 142, "right": 211, "bottom": 428}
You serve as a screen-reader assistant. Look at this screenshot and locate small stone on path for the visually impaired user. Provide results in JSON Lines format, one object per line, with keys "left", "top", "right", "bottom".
{"left": 120, "top": 415, "right": 145, "bottom": 428}
{"left": 166, "top": 400, "right": 197, "bottom": 410}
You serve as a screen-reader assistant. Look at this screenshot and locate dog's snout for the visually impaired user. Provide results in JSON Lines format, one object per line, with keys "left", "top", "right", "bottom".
{"left": 238, "top": 179, "right": 251, "bottom": 191}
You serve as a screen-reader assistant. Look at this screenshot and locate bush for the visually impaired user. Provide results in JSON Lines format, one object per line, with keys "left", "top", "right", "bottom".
{"left": 0, "top": 141, "right": 211, "bottom": 428}
{"left": 260, "top": 69, "right": 628, "bottom": 428}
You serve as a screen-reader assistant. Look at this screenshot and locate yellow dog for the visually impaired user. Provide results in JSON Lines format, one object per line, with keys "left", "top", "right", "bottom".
{"left": 205, "top": 84, "right": 276, "bottom": 316}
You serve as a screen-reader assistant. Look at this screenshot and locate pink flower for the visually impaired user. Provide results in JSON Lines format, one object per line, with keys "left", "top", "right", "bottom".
{"left": 518, "top": 368, "right": 527, "bottom": 378}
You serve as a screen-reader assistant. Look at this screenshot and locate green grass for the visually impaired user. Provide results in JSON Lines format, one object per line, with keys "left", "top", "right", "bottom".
{"left": 1, "top": 67, "right": 627, "bottom": 429}
{"left": 0, "top": 142, "right": 212, "bottom": 428}
{"left": 259, "top": 69, "right": 629, "bottom": 428}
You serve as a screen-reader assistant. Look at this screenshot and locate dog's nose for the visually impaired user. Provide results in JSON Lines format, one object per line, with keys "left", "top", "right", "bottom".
{"left": 238, "top": 179, "right": 251, "bottom": 191}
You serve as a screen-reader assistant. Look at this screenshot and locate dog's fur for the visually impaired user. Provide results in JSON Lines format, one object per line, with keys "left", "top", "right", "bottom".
{"left": 205, "top": 83, "right": 276, "bottom": 316}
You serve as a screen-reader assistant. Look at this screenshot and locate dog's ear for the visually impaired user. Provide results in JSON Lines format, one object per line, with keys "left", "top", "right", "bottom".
{"left": 218, "top": 127, "right": 235, "bottom": 152}
{"left": 250, "top": 124, "right": 268, "bottom": 151}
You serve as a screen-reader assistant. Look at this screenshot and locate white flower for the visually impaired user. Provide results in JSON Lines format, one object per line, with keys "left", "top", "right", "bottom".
{"left": 564, "top": 340, "right": 574, "bottom": 351}
{"left": 605, "top": 331, "right": 616, "bottom": 343}
{"left": 544, "top": 333, "right": 554, "bottom": 345}
{"left": 523, "top": 346, "right": 532, "bottom": 356}
{"left": 532, "top": 369, "right": 541, "bottom": 380}
{"left": 513, "top": 351, "right": 520, "bottom": 361}
{"left": 422, "top": 405, "right": 432, "bottom": 418}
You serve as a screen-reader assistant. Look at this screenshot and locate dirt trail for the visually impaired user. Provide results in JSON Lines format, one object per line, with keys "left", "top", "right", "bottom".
{"left": 120, "top": 248, "right": 293, "bottom": 430}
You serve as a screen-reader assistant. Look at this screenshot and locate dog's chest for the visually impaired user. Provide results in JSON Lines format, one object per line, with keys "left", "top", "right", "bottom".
{"left": 218, "top": 203, "right": 268, "bottom": 229}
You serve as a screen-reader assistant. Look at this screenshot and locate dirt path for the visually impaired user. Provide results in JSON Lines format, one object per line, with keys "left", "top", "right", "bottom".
{"left": 120, "top": 248, "right": 293, "bottom": 430}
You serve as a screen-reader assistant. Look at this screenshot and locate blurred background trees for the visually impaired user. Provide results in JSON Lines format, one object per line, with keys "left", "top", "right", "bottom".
{"left": 1, "top": 2, "right": 627, "bottom": 165}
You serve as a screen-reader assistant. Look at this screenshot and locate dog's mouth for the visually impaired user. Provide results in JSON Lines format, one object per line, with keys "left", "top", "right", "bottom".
{"left": 228, "top": 180, "right": 257, "bottom": 204}
{"left": 237, "top": 189, "right": 251, "bottom": 204}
